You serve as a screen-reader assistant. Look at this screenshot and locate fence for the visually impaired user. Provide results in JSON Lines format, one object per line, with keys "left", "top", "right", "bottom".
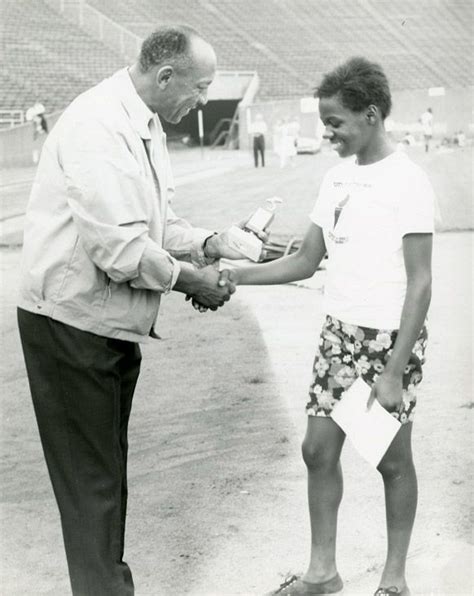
{"left": 43, "top": 0, "right": 142, "bottom": 61}
{"left": 0, "top": 111, "right": 26, "bottom": 129}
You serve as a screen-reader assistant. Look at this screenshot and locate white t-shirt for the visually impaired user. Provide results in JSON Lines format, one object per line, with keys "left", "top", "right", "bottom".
{"left": 420, "top": 111, "right": 433, "bottom": 136}
{"left": 310, "top": 151, "right": 435, "bottom": 329}
{"left": 249, "top": 120, "right": 268, "bottom": 136}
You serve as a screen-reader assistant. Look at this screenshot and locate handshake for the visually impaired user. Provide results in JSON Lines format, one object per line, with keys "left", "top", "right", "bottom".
{"left": 185, "top": 216, "right": 273, "bottom": 311}
{"left": 175, "top": 219, "right": 267, "bottom": 313}
{"left": 184, "top": 266, "right": 237, "bottom": 313}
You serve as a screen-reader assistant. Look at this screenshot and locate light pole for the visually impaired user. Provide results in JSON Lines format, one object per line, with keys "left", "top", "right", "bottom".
{"left": 197, "top": 109, "right": 204, "bottom": 159}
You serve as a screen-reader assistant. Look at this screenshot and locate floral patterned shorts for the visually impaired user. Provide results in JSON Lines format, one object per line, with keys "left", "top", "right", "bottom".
{"left": 307, "top": 315, "right": 428, "bottom": 424}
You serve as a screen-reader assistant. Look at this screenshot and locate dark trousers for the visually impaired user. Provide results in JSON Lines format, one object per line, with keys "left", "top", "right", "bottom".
{"left": 253, "top": 135, "right": 265, "bottom": 167}
{"left": 17, "top": 308, "right": 141, "bottom": 596}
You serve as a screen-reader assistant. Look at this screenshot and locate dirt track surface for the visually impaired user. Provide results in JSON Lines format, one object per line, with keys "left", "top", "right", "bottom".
{"left": 1, "top": 230, "right": 472, "bottom": 595}
{"left": 1, "top": 146, "right": 473, "bottom": 595}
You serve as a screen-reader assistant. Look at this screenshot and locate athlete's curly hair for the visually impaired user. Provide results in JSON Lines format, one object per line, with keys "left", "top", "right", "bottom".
{"left": 315, "top": 57, "right": 392, "bottom": 119}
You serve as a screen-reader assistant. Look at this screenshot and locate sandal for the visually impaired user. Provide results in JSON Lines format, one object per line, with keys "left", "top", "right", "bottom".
{"left": 267, "top": 573, "right": 343, "bottom": 595}
{"left": 374, "top": 587, "right": 410, "bottom": 596}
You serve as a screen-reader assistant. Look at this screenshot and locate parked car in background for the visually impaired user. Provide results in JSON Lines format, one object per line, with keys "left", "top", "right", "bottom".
{"left": 296, "top": 136, "right": 322, "bottom": 154}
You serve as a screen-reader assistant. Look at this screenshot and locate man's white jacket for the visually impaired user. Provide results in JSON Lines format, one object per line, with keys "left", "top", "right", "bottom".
{"left": 19, "top": 68, "right": 213, "bottom": 342}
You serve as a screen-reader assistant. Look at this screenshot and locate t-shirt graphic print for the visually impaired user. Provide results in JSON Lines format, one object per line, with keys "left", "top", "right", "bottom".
{"left": 329, "top": 193, "right": 350, "bottom": 244}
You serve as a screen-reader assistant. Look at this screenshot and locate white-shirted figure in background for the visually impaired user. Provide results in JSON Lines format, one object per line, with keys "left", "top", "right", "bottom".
{"left": 420, "top": 107, "right": 433, "bottom": 152}
{"left": 219, "top": 57, "right": 435, "bottom": 596}
{"left": 281, "top": 117, "right": 299, "bottom": 167}
{"left": 272, "top": 118, "right": 285, "bottom": 165}
{"left": 273, "top": 117, "right": 299, "bottom": 168}
{"left": 249, "top": 113, "right": 268, "bottom": 167}
{"left": 26, "top": 101, "right": 49, "bottom": 163}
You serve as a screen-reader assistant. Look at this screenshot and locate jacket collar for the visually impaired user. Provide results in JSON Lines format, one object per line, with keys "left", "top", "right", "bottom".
{"left": 109, "top": 68, "right": 165, "bottom": 141}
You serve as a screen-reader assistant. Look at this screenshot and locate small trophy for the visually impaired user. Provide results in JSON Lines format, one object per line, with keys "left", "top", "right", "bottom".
{"left": 227, "top": 197, "right": 283, "bottom": 261}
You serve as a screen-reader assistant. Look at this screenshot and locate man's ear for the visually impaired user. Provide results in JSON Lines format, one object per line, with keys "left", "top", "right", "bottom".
{"left": 156, "top": 66, "right": 173, "bottom": 89}
{"left": 366, "top": 104, "right": 378, "bottom": 124}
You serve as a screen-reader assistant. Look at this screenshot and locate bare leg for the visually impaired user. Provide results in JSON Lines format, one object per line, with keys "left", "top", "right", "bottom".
{"left": 376, "top": 422, "right": 417, "bottom": 592}
{"left": 302, "top": 417, "right": 346, "bottom": 583}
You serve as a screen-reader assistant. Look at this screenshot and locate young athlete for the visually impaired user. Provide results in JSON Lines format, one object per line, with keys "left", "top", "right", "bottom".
{"left": 222, "top": 57, "right": 435, "bottom": 595}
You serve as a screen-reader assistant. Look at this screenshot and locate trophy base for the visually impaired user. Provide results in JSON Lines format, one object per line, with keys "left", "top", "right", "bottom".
{"left": 227, "top": 226, "right": 262, "bottom": 262}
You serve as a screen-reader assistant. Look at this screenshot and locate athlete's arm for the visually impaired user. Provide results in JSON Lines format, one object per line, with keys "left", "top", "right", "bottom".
{"left": 368, "top": 233, "right": 433, "bottom": 410}
{"left": 228, "top": 222, "right": 327, "bottom": 286}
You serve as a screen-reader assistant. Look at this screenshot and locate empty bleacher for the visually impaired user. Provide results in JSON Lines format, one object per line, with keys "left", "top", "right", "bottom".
{"left": 1, "top": 0, "right": 126, "bottom": 113}
{"left": 87, "top": 0, "right": 473, "bottom": 95}
{"left": 1, "top": 0, "right": 472, "bottom": 116}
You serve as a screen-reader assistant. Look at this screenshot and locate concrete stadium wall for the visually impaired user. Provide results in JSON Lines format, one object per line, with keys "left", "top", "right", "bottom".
{"left": 0, "top": 112, "right": 62, "bottom": 168}
{"left": 389, "top": 86, "right": 474, "bottom": 136}
{"left": 1, "top": 86, "right": 472, "bottom": 167}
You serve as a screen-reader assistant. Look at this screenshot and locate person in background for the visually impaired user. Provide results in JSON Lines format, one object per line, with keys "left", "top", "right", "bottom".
{"left": 454, "top": 130, "right": 466, "bottom": 147}
{"left": 220, "top": 57, "right": 435, "bottom": 596}
{"left": 402, "top": 131, "right": 415, "bottom": 146}
{"left": 278, "top": 117, "right": 299, "bottom": 168}
{"left": 33, "top": 112, "right": 48, "bottom": 139}
{"left": 17, "top": 25, "right": 261, "bottom": 596}
{"left": 249, "top": 112, "right": 268, "bottom": 167}
{"left": 28, "top": 102, "right": 49, "bottom": 163}
{"left": 419, "top": 107, "right": 433, "bottom": 153}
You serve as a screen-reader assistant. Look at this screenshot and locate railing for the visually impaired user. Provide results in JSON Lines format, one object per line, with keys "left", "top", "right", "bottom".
{"left": 210, "top": 129, "right": 229, "bottom": 149}
{"left": 43, "top": 0, "right": 142, "bottom": 60}
{"left": 209, "top": 118, "right": 232, "bottom": 145}
{"left": 0, "top": 110, "right": 25, "bottom": 129}
{"left": 224, "top": 109, "right": 240, "bottom": 149}
{"left": 42, "top": 0, "right": 260, "bottom": 96}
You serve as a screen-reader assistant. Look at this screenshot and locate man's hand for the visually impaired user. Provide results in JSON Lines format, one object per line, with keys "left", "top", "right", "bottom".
{"left": 184, "top": 266, "right": 236, "bottom": 312}
{"left": 204, "top": 218, "right": 269, "bottom": 261}
{"left": 194, "top": 265, "right": 236, "bottom": 307}
{"left": 186, "top": 269, "right": 237, "bottom": 313}
{"left": 185, "top": 294, "right": 211, "bottom": 312}
{"left": 367, "top": 371, "right": 403, "bottom": 413}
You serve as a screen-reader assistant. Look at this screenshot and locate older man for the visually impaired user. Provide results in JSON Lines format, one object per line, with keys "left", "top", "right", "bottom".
{"left": 17, "top": 25, "right": 248, "bottom": 595}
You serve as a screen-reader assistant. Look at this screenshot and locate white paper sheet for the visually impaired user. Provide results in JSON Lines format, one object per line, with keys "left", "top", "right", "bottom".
{"left": 331, "top": 377, "right": 401, "bottom": 468}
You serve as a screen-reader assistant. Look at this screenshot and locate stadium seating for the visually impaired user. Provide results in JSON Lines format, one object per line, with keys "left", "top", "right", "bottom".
{"left": 1, "top": 0, "right": 126, "bottom": 113}
{"left": 86, "top": 0, "right": 472, "bottom": 94}
{"left": 1, "top": 0, "right": 472, "bottom": 114}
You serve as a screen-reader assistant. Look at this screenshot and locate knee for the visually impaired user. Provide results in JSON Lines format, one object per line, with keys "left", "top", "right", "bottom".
{"left": 377, "top": 456, "right": 414, "bottom": 481}
{"left": 301, "top": 438, "right": 338, "bottom": 472}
